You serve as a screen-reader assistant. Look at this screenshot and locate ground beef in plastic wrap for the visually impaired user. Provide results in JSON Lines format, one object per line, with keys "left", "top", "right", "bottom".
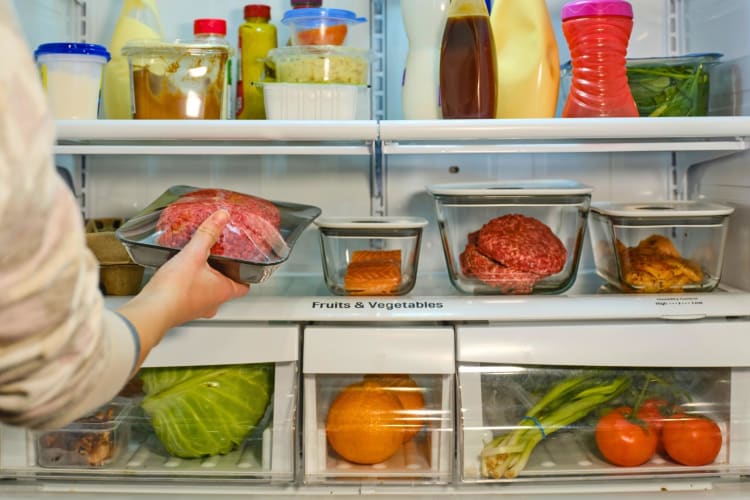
{"left": 476, "top": 214, "right": 567, "bottom": 275}
{"left": 459, "top": 214, "right": 567, "bottom": 293}
{"left": 156, "top": 188, "right": 284, "bottom": 262}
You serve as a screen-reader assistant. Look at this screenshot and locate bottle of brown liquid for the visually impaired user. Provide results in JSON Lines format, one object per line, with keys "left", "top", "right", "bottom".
{"left": 439, "top": 0, "right": 496, "bottom": 119}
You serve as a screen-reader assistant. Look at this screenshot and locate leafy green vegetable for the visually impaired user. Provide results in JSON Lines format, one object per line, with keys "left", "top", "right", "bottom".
{"left": 627, "top": 60, "right": 713, "bottom": 117}
{"left": 139, "top": 364, "right": 273, "bottom": 458}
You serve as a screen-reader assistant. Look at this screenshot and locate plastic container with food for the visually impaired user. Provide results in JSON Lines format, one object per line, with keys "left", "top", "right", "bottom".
{"left": 427, "top": 180, "right": 593, "bottom": 295}
{"left": 588, "top": 201, "right": 734, "bottom": 293}
{"left": 266, "top": 45, "right": 370, "bottom": 85}
{"left": 315, "top": 216, "right": 428, "bottom": 296}
{"left": 35, "top": 400, "right": 132, "bottom": 468}
{"left": 116, "top": 185, "right": 321, "bottom": 284}
{"left": 262, "top": 82, "right": 365, "bottom": 120}
{"left": 121, "top": 40, "right": 229, "bottom": 119}
{"left": 86, "top": 218, "right": 144, "bottom": 296}
{"left": 281, "top": 7, "right": 366, "bottom": 46}
{"left": 560, "top": 53, "right": 722, "bottom": 117}
{"left": 34, "top": 42, "right": 110, "bottom": 119}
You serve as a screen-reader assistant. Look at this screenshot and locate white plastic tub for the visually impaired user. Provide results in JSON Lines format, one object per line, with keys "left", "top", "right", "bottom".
{"left": 263, "top": 83, "right": 362, "bottom": 120}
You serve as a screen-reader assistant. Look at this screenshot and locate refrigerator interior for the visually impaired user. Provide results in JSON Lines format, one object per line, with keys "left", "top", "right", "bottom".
{"left": 3, "top": 0, "right": 750, "bottom": 498}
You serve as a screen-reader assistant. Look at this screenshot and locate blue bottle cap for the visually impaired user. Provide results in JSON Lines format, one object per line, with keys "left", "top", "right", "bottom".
{"left": 34, "top": 43, "right": 111, "bottom": 62}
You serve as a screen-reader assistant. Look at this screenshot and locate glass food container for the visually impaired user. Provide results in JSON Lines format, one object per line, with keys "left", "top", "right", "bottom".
{"left": 588, "top": 201, "right": 734, "bottom": 293}
{"left": 315, "top": 216, "right": 428, "bottom": 296}
{"left": 427, "top": 180, "right": 593, "bottom": 295}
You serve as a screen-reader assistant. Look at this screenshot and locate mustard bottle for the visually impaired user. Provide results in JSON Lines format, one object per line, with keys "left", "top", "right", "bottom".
{"left": 490, "top": 0, "right": 560, "bottom": 118}
{"left": 236, "top": 5, "right": 277, "bottom": 120}
{"left": 102, "top": 0, "right": 163, "bottom": 119}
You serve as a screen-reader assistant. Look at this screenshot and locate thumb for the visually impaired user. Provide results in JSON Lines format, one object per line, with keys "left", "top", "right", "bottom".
{"left": 184, "top": 209, "right": 230, "bottom": 257}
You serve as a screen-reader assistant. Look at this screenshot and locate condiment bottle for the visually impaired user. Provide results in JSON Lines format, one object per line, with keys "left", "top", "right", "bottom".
{"left": 194, "top": 18, "right": 232, "bottom": 119}
{"left": 401, "top": 0, "right": 448, "bottom": 119}
{"left": 561, "top": 0, "right": 638, "bottom": 117}
{"left": 439, "top": 0, "right": 497, "bottom": 119}
{"left": 102, "top": 0, "right": 163, "bottom": 119}
{"left": 490, "top": 0, "right": 560, "bottom": 118}
{"left": 236, "top": 5, "right": 278, "bottom": 120}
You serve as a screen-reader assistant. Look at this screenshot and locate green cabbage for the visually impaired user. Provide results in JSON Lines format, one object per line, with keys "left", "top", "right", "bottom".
{"left": 139, "top": 364, "right": 273, "bottom": 458}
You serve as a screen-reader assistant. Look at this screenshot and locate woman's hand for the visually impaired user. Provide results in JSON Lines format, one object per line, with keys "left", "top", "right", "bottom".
{"left": 117, "top": 210, "right": 249, "bottom": 368}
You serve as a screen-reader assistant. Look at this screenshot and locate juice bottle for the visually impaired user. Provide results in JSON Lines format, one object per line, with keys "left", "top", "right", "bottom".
{"left": 236, "top": 5, "right": 277, "bottom": 120}
{"left": 194, "top": 19, "right": 232, "bottom": 119}
{"left": 439, "top": 0, "right": 496, "bottom": 119}
{"left": 401, "top": 0, "right": 449, "bottom": 119}
{"left": 561, "top": 0, "right": 638, "bottom": 117}
{"left": 490, "top": 0, "right": 560, "bottom": 118}
{"left": 102, "top": 0, "right": 163, "bottom": 119}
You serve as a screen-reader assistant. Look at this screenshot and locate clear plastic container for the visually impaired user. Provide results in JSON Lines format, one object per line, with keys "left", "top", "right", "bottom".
{"left": 34, "top": 43, "right": 110, "bottom": 119}
{"left": 262, "top": 82, "right": 364, "bottom": 120}
{"left": 35, "top": 401, "right": 132, "bottom": 468}
{"left": 588, "top": 201, "right": 734, "bottom": 293}
{"left": 281, "top": 7, "right": 365, "bottom": 46}
{"left": 267, "top": 45, "right": 370, "bottom": 84}
{"left": 427, "top": 180, "right": 592, "bottom": 295}
{"left": 315, "top": 216, "right": 428, "bottom": 296}
{"left": 122, "top": 40, "right": 229, "bottom": 119}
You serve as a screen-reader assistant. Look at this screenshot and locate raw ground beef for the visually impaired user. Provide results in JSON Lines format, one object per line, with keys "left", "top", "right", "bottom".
{"left": 459, "top": 214, "right": 567, "bottom": 293}
{"left": 156, "top": 188, "right": 285, "bottom": 262}
{"left": 476, "top": 214, "right": 567, "bottom": 275}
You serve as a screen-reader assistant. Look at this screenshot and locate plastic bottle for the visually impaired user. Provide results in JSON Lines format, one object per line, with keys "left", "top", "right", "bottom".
{"left": 490, "top": 0, "right": 560, "bottom": 118}
{"left": 236, "top": 5, "right": 278, "bottom": 120}
{"left": 439, "top": 0, "right": 496, "bottom": 119}
{"left": 561, "top": 0, "right": 638, "bottom": 118}
{"left": 194, "top": 18, "right": 232, "bottom": 119}
{"left": 102, "top": 0, "right": 163, "bottom": 119}
{"left": 400, "top": 0, "right": 448, "bottom": 120}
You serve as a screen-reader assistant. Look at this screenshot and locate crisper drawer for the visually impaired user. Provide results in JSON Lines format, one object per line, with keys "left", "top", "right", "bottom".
{"left": 456, "top": 322, "right": 750, "bottom": 485}
{"left": 302, "top": 326, "right": 455, "bottom": 484}
{"left": 0, "top": 324, "right": 299, "bottom": 484}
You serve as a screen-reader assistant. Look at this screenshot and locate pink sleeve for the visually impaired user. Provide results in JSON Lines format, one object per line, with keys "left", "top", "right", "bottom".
{"left": 0, "top": 1, "right": 137, "bottom": 429}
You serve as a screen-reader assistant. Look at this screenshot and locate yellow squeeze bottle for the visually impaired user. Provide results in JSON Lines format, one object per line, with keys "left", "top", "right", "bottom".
{"left": 102, "top": 0, "right": 163, "bottom": 119}
{"left": 490, "top": 0, "right": 560, "bottom": 118}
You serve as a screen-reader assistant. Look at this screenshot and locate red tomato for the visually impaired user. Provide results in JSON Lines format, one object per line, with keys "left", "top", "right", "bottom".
{"left": 636, "top": 398, "right": 674, "bottom": 453}
{"left": 662, "top": 414, "right": 722, "bottom": 466}
{"left": 595, "top": 406, "right": 658, "bottom": 467}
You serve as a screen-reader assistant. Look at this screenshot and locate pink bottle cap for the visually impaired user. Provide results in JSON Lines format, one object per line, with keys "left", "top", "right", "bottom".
{"left": 561, "top": 0, "right": 633, "bottom": 20}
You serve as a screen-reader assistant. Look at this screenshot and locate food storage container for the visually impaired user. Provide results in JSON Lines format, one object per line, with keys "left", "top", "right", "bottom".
{"left": 266, "top": 46, "right": 370, "bottom": 85}
{"left": 263, "top": 82, "right": 364, "bottom": 120}
{"left": 121, "top": 40, "right": 229, "bottom": 119}
{"left": 560, "top": 53, "right": 722, "bottom": 117}
{"left": 85, "top": 218, "right": 144, "bottom": 295}
{"left": 588, "top": 201, "right": 734, "bottom": 293}
{"left": 427, "top": 180, "right": 593, "bottom": 295}
{"left": 626, "top": 53, "right": 722, "bottom": 117}
{"left": 456, "top": 325, "right": 731, "bottom": 483}
{"left": 315, "top": 216, "right": 428, "bottom": 296}
{"left": 35, "top": 400, "right": 132, "bottom": 468}
{"left": 34, "top": 42, "right": 110, "bottom": 119}
{"left": 281, "top": 7, "right": 366, "bottom": 46}
{"left": 302, "top": 326, "right": 454, "bottom": 484}
{"left": 116, "top": 185, "right": 321, "bottom": 284}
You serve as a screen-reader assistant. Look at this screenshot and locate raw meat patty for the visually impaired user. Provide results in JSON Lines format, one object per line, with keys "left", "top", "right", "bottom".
{"left": 156, "top": 188, "right": 285, "bottom": 262}
{"left": 476, "top": 214, "right": 567, "bottom": 275}
{"left": 459, "top": 243, "right": 538, "bottom": 294}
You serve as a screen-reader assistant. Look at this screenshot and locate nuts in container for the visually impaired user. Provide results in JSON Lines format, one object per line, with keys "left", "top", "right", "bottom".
{"left": 35, "top": 401, "right": 132, "bottom": 468}
{"left": 315, "top": 216, "right": 428, "bottom": 295}
{"left": 588, "top": 201, "right": 734, "bottom": 293}
{"left": 427, "top": 180, "right": 593, "bottom": 295}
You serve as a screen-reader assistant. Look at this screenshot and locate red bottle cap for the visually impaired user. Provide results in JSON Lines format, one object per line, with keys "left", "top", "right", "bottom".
{"left": 561, "top": 0, "right": 633, "bottom": 20}
{"left": 244, "top": 4, "right": 272, "bottom": 20}
{"left": 193, "top": 18, "right": 227, "bottom": 36}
